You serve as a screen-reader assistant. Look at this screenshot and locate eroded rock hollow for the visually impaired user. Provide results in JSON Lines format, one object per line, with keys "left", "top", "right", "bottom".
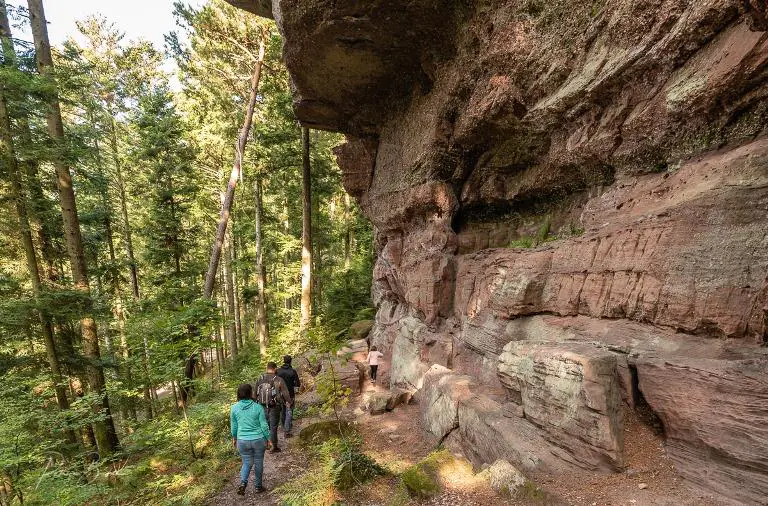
{"left": 233, "top": 0, "right": 768, "bottom": 503}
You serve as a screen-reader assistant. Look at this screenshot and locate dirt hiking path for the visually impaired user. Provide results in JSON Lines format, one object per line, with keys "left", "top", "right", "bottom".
{"left": 207, "top": 423, "right": 304, "bottom": 506}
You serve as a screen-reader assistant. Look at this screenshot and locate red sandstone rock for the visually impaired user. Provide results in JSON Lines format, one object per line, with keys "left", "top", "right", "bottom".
{"left": 229, "top": 0, "right": 768, "bottom": 502}
{"left": 498, "top": 341, "right": 625, "bottom": 470}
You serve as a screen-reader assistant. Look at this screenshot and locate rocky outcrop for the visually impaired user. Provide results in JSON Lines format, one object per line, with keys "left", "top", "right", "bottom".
{"left": 498, "top": 341, "right": 624, "bottom": 470}
{"left": 634, "top": 353, "right": 768, "bottom": 504}
{"left": 230, "top": 0, "right": 768, "bottom": 503}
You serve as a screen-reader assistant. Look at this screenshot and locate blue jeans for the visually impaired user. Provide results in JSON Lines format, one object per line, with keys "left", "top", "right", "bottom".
{"left": 237, "top": 438, "right": 266, "bottom": 487}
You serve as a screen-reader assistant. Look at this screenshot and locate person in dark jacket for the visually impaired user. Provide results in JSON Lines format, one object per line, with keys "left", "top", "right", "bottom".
{"left": 255, "top": 362, "right": 292, "bottom": 452}
{"left": 276, "top": 355, "right": 301, "bottom": 437}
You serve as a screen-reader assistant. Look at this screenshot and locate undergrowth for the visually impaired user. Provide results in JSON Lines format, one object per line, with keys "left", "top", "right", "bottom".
{"left": 276, "top": 430, "right": 385, "bottom": 505}
{"left": 15, "top": 388, "right": 234, "bottom": 505}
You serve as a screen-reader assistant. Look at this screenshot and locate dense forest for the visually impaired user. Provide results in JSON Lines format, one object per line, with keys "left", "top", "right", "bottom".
{"left": 0, "top": 1, "right": 373, "bottom": 503}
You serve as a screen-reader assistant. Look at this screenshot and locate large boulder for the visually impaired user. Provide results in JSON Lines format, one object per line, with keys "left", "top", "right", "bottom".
{"left": 456, "top": 393, "right": 567, "bottom": 474}
{"left": 361, "top": 387, "right": 411, "bottom": 415}
{"left": 497, "top": 341, "right": 624, "bottom": 470}
{"left": 486, "top": 460, "right": 529, "bottom": 497}
{"left": 349, "top": 320, "right": 374, "bottom": 341}
{"left": 321, "top": 357, "right": 366, "bottom": 395}
{"left": 419, "top": 365, "right": 471, "bottom": 439}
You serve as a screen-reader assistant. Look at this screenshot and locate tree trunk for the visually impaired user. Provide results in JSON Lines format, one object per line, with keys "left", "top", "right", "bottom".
{"left": 344, "top": 193, "right": 352, "bottom": 270}
{"left": 253, "top": 177, "right": 269, "bottom": 356}
{"left": 28, "top": 0, "right": 119, "bottom": 455}
{"left": 202, "top": 40, "right": 265, "bottom": 299}
{"left": 0, "top": 48, "right": 76, "bottom": 444}
{"left": 231, "top": 229, "right": 243, "bottom": 348}
{"left": 109, "top": 117, "right": 140, "bottom": 299}
{"left": 0, "top": 4, "right": 59, "bottom": 283}
{"left": 300, "top": 126, "right": 313, "bottom": 330}
{"left": 223, "top": 230, "right": 238, "bottom": 359}
{"left": 106, "top": 216, "right": 137, "bottom": 423}
{"left": 95, "top": 130, "right": 138, "bottom": 424}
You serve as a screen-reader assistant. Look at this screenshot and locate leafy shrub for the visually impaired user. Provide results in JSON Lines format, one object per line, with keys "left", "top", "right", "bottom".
{"left": 509, "top": 236, "right": 534, "bottom": 249}
{"left": 325, "top": 438, "right": 385, "bottom": 490}
{"left": 278, "top": 427, "right": 384, "bottom": 504}
{"left": 315, "top": 360, "right": 352, "bottom": 416}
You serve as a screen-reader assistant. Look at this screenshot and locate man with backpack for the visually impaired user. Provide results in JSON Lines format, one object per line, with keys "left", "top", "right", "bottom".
{"left": 254, "top": 362, "right": 292, "bottom": 452}
{"left": 276, "top": 355, "right": 301, "bottom": 437}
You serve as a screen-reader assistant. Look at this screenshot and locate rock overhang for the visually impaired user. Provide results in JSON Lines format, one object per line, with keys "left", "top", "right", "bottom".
{"left": 229, "top": 0, "right": 467, "bottom": 135}
{"left": 228, "top": 0, "right": 768, "bottom": 502}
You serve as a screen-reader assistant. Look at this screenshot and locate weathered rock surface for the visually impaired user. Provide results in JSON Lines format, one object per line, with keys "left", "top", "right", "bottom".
{"left": 361, "top": 387, "right": 411, "bottom": 415}
{"left": 323, "top": 356, "right": 366, "bottom": 395}
{"left": 634, "top": 353, "right": 768, "bottom": 505}
{"left": 486, "top": 459, "right": 529, "bottom": 497}
{"left": 230, "top": 0, "right": 768, "bottom": 502}
{"left": 498, "top": 341, "right": 624, "bottom": 470}
{"left": 418, "top": 365, "right": 469, "bottom": 439}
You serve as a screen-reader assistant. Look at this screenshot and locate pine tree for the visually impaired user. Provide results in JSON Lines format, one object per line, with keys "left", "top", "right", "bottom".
{"left": 28, "top": 0, "right": 119, "bottom": 455}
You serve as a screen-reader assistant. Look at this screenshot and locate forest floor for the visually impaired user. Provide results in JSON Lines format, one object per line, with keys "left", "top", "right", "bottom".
{"left": 208, "top": 427, "right": 303, "bottom": 506}
{"left": 207, "top": 366, "right": 725, "bottom": 506}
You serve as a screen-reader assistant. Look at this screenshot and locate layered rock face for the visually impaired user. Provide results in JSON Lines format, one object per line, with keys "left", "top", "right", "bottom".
{"left": 232, "top": 0, "right": 768, "bottom": 503}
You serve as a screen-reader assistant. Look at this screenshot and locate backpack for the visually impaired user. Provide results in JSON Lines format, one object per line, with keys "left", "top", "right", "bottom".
{"left": 255, "top": 374, "right": 281, "bottom": 407}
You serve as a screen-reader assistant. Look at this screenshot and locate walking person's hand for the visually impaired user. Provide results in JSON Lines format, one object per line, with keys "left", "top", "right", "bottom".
{"left": 232, "top": 437, "right": 237, "bottom": 449}
{"left": 266, "top": 440, "right": 273, "bottom": 451}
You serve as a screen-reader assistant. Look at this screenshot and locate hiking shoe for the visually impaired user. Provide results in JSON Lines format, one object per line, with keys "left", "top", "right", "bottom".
{"left": 237, "top": 483, "right": 246, "bottom": 496}
{"left": 255, "top": 486, "right": 267, "bottom": 493}
{"left": 285, "top": 432, "right": 293, "bottom": 438}
{"left": 269, "top": 447, "right": 282, "bottom": 453}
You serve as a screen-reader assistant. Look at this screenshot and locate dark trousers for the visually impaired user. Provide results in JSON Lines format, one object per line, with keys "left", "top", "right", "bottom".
{"left": 280, "top": 394, "right": 295, "bottom": 433}
{"left": 266, "top": 405, "right": 281, "bottom": 448}
{"left": 370, "top": 364, "right": 379, "bottom": 381}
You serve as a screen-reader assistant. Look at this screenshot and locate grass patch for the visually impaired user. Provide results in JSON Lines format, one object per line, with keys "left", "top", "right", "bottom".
{"left": 401, "top": 464, "right": 440, "bottom": 499}
{"left": 277, "top": 425, "right": 385, "bottom": 505}
{"left": 298, "top": 420, "right": 356, "bottom": 446}
{"left": 509, "top": 236, "right": 535, "bottom": 248}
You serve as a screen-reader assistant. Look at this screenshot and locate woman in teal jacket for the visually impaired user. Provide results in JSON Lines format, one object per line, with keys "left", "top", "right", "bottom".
{"left": 231, "top": 383, "right": 272, "bottom": 495}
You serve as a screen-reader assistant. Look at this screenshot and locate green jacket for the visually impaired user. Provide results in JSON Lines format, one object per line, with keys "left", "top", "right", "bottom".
{"left": 230, "top": 400, "right": 270, "bottom": 441}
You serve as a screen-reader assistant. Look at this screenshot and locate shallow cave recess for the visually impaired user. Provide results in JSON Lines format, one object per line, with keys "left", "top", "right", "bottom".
{"left": 629, "top": 364, "right": 665, "bottom": 438}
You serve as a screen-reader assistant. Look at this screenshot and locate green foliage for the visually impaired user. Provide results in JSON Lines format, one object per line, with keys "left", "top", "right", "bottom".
{"left": 1, "top": 1, "right": 375, "bottom": 503}
{"left": 315, "top": 361, "right": 352, "bottom": 417}
{"left": 278, "top": 430, "right": 384, "bottom": 505}
{"left": 567, "top": 222, "right": 585, "bottom": 237}
{"left": 401, "top": 464, "right": 441, "bottom": 499}
{"left": 535, "top": 214, "right": 552, "bottom": 244}
{"left": 509, "top": 236, "right": 535, "bottom": 249}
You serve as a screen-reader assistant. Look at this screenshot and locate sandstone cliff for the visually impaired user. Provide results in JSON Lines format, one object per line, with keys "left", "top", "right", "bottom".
{"left": 232, "top": 1, "right": 768, "bottom": 503}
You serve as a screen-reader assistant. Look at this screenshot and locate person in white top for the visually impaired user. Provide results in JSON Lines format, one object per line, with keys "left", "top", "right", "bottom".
{"left": 366, "top": 346, "right": 384, "bottom": 383}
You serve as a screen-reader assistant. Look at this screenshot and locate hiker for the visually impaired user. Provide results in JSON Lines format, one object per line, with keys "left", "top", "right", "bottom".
{"left": 276, "top": 355, "right": 301, "bottom": 438}
{"left": 255, "top": 362, "right": 292, "bottom": 452}
{"left": 230, "top": 383, "right": 271, "bottom": 495}
{"left": 366, "top": 346, "right": 384, "bottom": 384}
